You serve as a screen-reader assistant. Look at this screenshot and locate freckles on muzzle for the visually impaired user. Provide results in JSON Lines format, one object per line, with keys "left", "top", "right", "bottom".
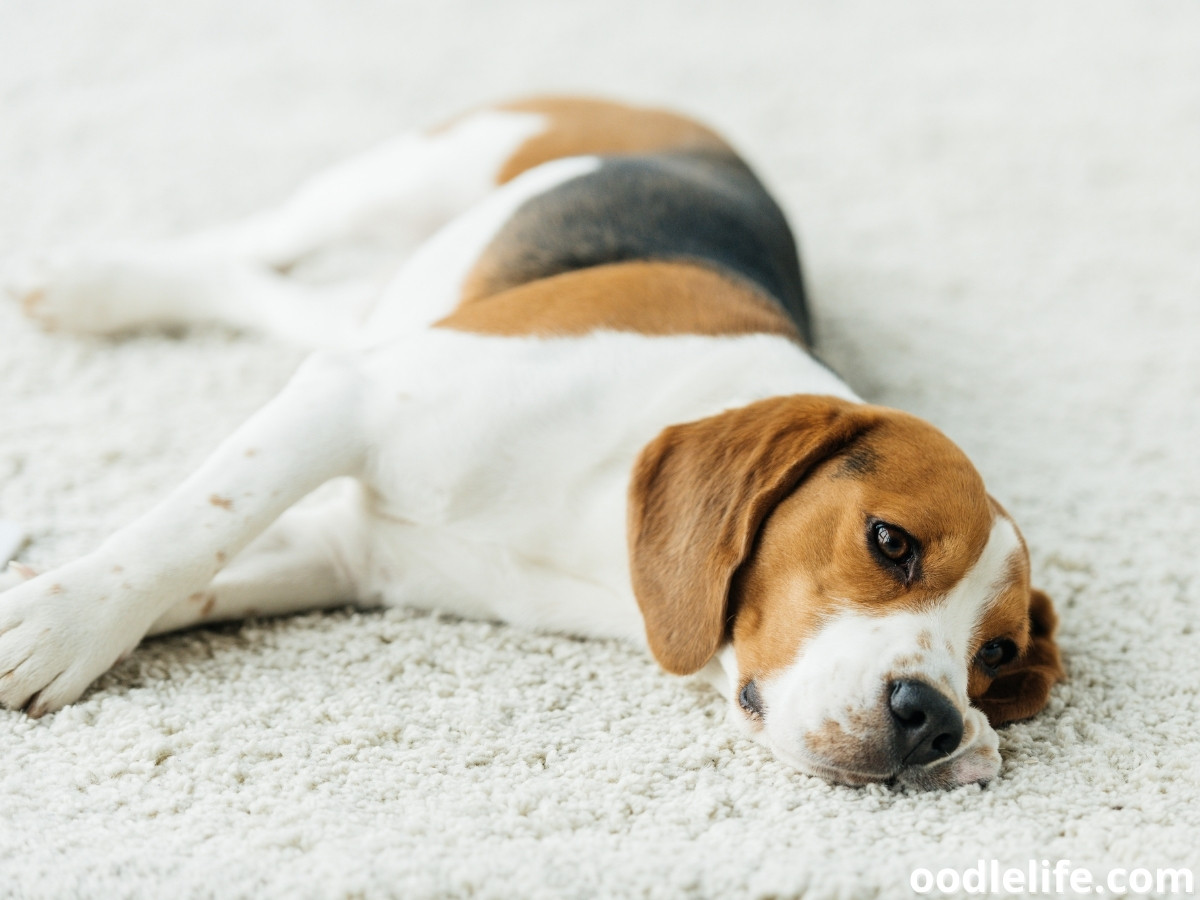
{"left": 799, "top": 678, "right": 965, "bottom": 783}
{"left": 752, "top": 609, "right": 992, "bottom": 786}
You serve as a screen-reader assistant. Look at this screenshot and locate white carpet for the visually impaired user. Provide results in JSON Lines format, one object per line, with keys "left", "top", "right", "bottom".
{"left": 2, "top": 1, "right": 1199, "bottom": 897}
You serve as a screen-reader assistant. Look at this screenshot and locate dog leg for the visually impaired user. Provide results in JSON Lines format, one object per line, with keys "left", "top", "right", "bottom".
{"left": 0, "top": 351, "right": 369, "bottom": 716}
{"left": 8, "top": 247, "right": 377, "bottom": 347}
{"left": 5, "top": 110, "right": 544, "bottom": 345}
{"left": 204, "top": 109, "right": 546, "bottom": 268}
{"left": 0, "top": 562, "right": 39, "bottom": 594}
{"left": 147, "top": 479, "right": 371, "bottom": 635}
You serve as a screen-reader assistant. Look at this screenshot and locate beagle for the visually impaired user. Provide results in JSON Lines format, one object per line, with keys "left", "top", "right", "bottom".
{"left": 0, "top": 97, "right": 1063, "bottom": 789}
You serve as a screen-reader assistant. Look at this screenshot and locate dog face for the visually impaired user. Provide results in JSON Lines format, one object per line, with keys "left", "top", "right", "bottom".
{"left": 628, "top": 395, "right": 1063, "bottom": 788}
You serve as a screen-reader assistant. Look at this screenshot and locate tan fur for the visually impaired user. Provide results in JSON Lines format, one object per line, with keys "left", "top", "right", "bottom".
{"left": 972, "top": 587, "right": 1064, "bottom": 723}
{"left": 970, "top": 505, "right": 1065, "bottom": 724}
{"left": 628, "top": 392, "right": 1060, "bottom": 720}
{"left": 443, "top": 96, "right": 806, "bottom": 343}
{"left": 732, "top": 435, "right": 1061, "bottom": 726}
{"left": 492, "top": 96, "right": 733, "bottom": 185}
{"left": 729, "top": 407, "right": 994, "bottom": 684}
{"left": 437, "top": 261, "right": 801, "bottom": 340}
{"left": 804, "top": 707, "right": 893, "bottom": 782}
{"left": 627, "top": 395, "right": 881, "bottom": 675}
{"left": 440, "top": 95, "right": 1062, "bottom": 725}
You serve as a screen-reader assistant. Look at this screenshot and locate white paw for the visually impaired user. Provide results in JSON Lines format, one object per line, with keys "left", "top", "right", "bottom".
{"left": 0, "top": 564, "right": 147, "bottom": 717}
{"left": 4, "top": 246, "right": 214, "bottom": 334}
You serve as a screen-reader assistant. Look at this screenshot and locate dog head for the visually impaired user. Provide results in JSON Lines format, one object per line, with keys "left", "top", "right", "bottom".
{"left": 628, "top": 395, "right": 1063, "bottom": 789}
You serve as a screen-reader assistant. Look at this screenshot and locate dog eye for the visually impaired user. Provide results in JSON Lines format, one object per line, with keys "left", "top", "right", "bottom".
{"left": 976, "top": 638, "right": 1018, "bottom": 673}
{"left": 873, "top": 521, "right": 911, "bottom": 561}
{"left": 867, "top": 519, "right": 919, "bottom": 583}
{"left": 739, "top": 680, "right": 764, "bottom": 718}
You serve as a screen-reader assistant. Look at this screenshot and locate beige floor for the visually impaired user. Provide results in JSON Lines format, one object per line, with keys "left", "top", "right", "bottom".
{"left": 1, "top": 1, "right": 1198, "bottom": 897}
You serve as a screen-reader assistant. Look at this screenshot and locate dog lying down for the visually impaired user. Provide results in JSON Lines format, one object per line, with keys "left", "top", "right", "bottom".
{"left": 0, "top": 96, "right": 1063, "bottom": 789}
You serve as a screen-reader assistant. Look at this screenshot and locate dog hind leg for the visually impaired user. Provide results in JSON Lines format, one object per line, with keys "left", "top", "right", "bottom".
{"left": 4, "top": 109, "right": 547, "bottom": 346}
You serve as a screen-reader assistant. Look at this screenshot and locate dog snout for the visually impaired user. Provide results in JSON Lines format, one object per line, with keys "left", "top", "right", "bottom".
{"left": 888, "top": 679, "right": 963, "bottom": 766}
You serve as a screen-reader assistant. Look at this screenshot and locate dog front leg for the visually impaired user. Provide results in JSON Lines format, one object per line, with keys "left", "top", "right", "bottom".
{"left": 0, "top": 352, "right": 368, "bottom": 716}
{"left": 146, "top": 479, "right": 371, "bottom": 636}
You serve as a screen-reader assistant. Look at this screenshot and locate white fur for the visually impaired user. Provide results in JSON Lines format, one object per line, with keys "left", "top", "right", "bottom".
{"left": 0, "top": 520, "right": 25, "bottom": 569}
{"left": 359, "top": 155, "right": 602, "bottom": 339}
{"left": 732, "top": 516, "right": 1022, "bottom": 786}
{"left": 0, "top": 323, "right": 850, "bottom": 715}
{"left": 348, "top": 329, "right": 856, "bottom": 638}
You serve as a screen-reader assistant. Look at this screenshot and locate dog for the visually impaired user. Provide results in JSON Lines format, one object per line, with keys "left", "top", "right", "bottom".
{"left": 0, "top": 96, "right": 1063, "bottom": 789}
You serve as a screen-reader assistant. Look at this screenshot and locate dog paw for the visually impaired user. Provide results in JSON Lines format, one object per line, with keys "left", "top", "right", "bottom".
{"left": 7, "top": 250, "right": 140, "bottom": 333}
{"left": 3, "top": 257, "right": 49, "bottom": 325}
{"left": 3, "top": 247, "right": 209, "bottom": 334}
{"left": 0, "top": 565, "right": 145, "bottom": 716}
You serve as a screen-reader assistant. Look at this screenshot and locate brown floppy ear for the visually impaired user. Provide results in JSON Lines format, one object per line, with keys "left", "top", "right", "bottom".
{"left": 975, "top": 588, "right": 1065, "bottom": 725}
{"left": 627, "top": 394, "right": 878, "bottom": 675}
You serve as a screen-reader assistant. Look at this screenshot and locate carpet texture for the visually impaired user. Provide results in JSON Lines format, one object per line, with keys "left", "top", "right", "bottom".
{"left": 2, "top": 1, "right": 1199, "bottom": 897}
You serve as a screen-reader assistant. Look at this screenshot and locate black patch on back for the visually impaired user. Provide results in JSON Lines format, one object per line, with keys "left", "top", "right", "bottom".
{"left": 477, "top": 151, "right": 813, "bottom": 344}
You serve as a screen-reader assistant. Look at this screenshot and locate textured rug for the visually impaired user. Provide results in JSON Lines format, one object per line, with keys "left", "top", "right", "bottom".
{"left": 2, "top": 1, "right": 1198, "bottom": 897}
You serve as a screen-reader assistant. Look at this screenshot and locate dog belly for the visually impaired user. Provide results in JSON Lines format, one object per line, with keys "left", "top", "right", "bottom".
{"left": 358, "top": 517, "right": 645, "bottom": 641}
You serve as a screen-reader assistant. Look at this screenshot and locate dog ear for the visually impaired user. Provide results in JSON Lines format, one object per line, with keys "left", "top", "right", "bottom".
{"left": 627, "top": 394, "right": 876, "bottom": 675}
{"left": 975, "top": 588, "right": 1064, "bottom": 725}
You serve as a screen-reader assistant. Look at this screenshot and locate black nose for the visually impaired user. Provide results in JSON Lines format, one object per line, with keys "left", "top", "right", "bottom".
{"left": 888, "top": 680, "right": 964, "bottom": 766}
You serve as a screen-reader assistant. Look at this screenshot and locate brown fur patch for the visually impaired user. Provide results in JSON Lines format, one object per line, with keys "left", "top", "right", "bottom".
{"left": 628, "top": 396, "right": 881, "bottom": 674}
{"left": 446, "top": 94, "right": 812, "bottom": 345}
{"left": 730, "top": 407, "right": 995, "bottom": 684}
{"left": 804, "top": 706, "right": 894, "bottom": 780}
{"left": 968, "top": 512, "right": 1064, "bottom": 723}
{"left": 888, "top": 653, "right": 926, "bottom": 672}
{"left": 209, "top": 495, "right": 233, "bottom": 511}
{"left": 438, "top": 261, "right": 800, "bottom": 341}
{"left": 491, "top": 96, "right": 733, "bottom": 185}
